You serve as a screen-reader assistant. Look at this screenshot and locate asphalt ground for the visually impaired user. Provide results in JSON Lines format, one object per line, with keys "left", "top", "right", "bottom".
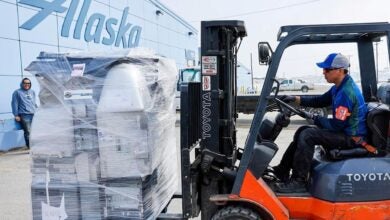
{"left": 0, "top": 113, "right": 304, "bottom": 220}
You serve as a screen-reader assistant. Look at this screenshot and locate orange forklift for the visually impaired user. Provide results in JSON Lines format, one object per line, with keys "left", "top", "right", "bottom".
{"left": 159, "top": 21, "right": 390, "bottom": 220}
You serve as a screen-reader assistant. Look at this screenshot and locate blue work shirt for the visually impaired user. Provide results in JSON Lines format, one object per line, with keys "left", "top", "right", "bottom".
{"left": 300, "top": 74, "right": 368, "bottom": 137}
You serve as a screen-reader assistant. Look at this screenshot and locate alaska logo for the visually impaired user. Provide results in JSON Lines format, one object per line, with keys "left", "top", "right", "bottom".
{"left": 19, "top": 0, "right": 142, "bottom": 48}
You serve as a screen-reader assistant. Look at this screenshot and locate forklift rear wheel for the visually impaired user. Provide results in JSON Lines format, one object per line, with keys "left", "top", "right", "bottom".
{"left": 211, "top": 206, "right": 262, "bottom": 220}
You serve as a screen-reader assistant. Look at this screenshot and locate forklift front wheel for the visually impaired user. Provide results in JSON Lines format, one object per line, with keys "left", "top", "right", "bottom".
{"left": 211, "top": 206, "right": 262, "bottom": 220}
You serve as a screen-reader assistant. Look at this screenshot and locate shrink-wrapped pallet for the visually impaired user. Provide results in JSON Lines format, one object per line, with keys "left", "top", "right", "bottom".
{"left": 26, "top": 49, "right": 178, "bottom": 219}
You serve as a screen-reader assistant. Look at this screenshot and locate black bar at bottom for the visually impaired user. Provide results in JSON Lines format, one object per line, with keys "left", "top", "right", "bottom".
{"left": 157, "top": 213, "right": 187, "bottom": 220}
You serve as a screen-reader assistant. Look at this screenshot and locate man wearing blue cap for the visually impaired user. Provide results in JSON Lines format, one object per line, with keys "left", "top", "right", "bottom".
{"left": 272, "top": 53, "right": 368, "bottom": 193}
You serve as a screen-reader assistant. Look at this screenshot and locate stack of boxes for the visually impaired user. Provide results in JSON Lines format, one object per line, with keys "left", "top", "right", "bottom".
{"left": 27, "top": 51, "right": 178, "bottom": 219}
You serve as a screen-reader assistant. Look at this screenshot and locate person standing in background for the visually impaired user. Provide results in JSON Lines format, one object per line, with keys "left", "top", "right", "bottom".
{"left": 11, "top": 78, "right": 37, "bottom": 149}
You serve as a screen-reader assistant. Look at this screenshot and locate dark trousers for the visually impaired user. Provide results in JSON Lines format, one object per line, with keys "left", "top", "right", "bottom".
{"left": 278, "top": 126, "right": 354, "bottom": 180}
{"left": 20, "top": 114, "right": 34, "bottom": 148}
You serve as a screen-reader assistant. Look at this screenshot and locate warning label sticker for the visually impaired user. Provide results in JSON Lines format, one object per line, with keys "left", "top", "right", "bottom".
{"left": 202, "top": 76, "right": 211, "bottom": 91}
{"left": 202, "top": 56, "right": 217, "bottom": 75}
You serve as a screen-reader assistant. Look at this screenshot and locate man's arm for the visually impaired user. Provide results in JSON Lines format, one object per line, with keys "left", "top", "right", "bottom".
{"left": 313, "top": 116, "right": 347, "bottom": 131}
{"left": 313, "top": 90, "right": 353, "bottom": 131}
{"left": 299, "top": 89, "right": 332, "bottom": 108}
{"left": 11, "top": 91, "right": 21, "bottom": 121}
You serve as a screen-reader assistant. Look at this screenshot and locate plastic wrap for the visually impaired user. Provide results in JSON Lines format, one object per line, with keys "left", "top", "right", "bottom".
{"left": 26, "top": 49, "right": 178, "bottom": 219}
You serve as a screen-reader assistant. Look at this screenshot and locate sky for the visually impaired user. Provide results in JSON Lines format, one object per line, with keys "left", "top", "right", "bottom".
{"left": 158, "top": 0, "right": 390, "bottom": 81}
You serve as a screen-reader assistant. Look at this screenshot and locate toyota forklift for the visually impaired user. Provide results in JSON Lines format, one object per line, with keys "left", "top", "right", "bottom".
{"left": 162, "top": 21, "right": 390, "bottom": 220}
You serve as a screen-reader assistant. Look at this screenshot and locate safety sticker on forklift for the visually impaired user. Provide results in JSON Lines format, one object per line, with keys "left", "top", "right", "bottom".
{"left": 202, "top": 56, "right": 217, "bottom": 75}
{"left": 202, "top": 76, "right": 211, "bottom": 91}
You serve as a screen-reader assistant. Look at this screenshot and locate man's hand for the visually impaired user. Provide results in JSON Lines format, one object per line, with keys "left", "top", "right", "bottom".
{"left": 281, "top": 95, "right": 296, "bottom": 103}
{"left": 15, "top": 116, "right": 21, "bottom": 122}
{"left": 302, "top": 111, "right": 315, "bottom": 120}
{"left": 300, "top": 110, "right": 318, "bottom": 125}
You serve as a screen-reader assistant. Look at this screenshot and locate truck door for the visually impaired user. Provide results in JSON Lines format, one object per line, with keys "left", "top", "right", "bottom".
{"left": 280, "top": 79, "right": 288, "bottom": 91}
{"left": 289, "top": 79, "right": 295, "bottom": 90}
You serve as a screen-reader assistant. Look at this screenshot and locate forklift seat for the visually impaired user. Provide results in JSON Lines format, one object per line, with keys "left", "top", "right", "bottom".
{"left": 326, "top": 102, "right": 390, "bottom": 160}
{"left": 248, "top": 141, "right": 279, "bottom": 179}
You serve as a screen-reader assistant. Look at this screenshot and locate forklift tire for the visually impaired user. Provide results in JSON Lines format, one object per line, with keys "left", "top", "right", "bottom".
{"left": 211, "top": 206, "right": 262, "bottom": 220}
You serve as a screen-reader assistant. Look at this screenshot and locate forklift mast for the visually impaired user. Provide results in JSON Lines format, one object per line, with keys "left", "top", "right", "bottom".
{"left": 179, "top": 20, "right": 247, "bottom": 220}
{"left": 199, "top": 20, "right": 247, "bottom": 220}
{"left": 200, "top": 21, "right": 247, "bottom": 169}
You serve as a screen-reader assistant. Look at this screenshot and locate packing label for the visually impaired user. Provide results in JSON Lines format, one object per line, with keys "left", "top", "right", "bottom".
{"left": 71, "top": 63, "right": 86, "bottom": 77}
{"left": 64, "top": 89, "right": 93, "bottom": 100}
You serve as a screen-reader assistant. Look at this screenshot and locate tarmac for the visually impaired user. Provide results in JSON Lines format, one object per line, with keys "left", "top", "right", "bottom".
{"left": 0, "top": 113, "right": 304, "bottom": 220}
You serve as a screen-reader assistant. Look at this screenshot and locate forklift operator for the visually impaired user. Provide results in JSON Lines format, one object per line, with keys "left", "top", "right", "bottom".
{"left": 273, "top": 53, "right": 368, "bottom": 193}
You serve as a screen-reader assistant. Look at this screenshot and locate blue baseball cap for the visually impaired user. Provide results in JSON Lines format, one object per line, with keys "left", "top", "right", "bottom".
{"left": 316, "top": 53, "right": 350, "bottom": 69}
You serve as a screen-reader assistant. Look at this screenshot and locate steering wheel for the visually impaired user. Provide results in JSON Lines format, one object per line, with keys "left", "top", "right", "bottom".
{"left": 265, "top": 78, "right": 310, "bottom": 119}
{"left": 273, "top": 97, "right": 314, "bottom": 120}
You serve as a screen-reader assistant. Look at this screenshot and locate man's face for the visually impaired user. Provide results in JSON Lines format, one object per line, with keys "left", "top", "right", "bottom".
{"left": 323, "top": 68, "right": 344, "bottom": 84}
{"left": 22, "top": 80, "right": 31, "bottom": 90}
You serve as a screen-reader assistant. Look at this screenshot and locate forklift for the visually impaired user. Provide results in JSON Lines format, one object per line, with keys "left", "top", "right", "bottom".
{"left": 162, "top": 21, "right": 390, "bottom": 219}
